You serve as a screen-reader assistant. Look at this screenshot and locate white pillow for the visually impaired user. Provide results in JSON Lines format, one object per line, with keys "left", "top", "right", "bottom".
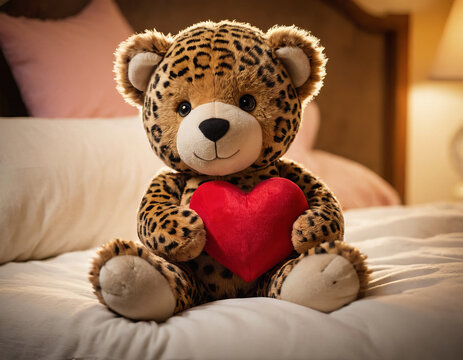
{"left": 0, "top": 117, "right": 165, "bottom": 264}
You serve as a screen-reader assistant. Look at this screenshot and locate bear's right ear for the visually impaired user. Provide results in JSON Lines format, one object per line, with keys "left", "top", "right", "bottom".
{"left": 114, "top": 30, "right": 173, "bottom": 107}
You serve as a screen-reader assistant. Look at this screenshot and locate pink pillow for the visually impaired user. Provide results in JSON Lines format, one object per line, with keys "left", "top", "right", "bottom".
{"left": 0, "top": 0, "right": 137, "bottom": 118}
{"left": 286, "top": 102, "right": 400, "bottom": 209}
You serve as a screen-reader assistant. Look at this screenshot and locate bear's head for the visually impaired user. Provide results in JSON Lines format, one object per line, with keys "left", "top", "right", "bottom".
{"left": 115, "top": 21, "right": 326, "bottom": 176}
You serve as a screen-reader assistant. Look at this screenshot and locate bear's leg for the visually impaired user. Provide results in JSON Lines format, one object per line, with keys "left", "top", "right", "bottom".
{"left": 89, "top": 239, "right": 204, "bottom": 322}
{"left": 259, "top": 241, "right": 369, "bottom": 312}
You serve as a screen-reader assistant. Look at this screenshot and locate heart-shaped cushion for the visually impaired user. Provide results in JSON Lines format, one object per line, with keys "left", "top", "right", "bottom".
{"left": 189, "top": 177, "right": 309, "bottom": 282}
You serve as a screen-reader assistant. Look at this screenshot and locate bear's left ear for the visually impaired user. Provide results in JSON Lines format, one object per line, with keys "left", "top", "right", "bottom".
{"left": 114, "top": 29, "right": 173, "bottom": 107}
{"left": 266, "top": 26, "right": 327, "bottom": 102}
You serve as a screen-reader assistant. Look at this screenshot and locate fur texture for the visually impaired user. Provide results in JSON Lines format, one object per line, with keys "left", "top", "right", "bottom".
{"left": 90, "top": 20, "right": 369, "bottom": 321}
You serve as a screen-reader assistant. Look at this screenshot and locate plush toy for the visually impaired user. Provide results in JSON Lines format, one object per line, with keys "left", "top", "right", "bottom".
{"left": 89, "top": 20, "right": 369, "bottom": 322}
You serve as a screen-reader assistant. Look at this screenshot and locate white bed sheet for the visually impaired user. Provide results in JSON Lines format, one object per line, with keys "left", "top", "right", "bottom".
{"left": 1, "top": 203, "right": 462, "bottom": 360}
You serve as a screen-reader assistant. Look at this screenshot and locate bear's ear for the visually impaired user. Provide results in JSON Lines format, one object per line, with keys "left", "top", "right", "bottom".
{"left": 266, "top": 26, "right": 327, "bottom": 102}
{"left": 114, "top": 30, "right": 173, "bottom": 107}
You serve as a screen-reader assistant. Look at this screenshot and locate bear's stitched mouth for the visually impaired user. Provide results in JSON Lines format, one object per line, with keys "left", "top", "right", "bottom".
{"left": 194, "top": 148, "right": 240, "bottom": 162}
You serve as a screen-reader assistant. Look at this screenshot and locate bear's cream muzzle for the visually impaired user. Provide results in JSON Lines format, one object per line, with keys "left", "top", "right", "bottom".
{"left": 176, "top": 101, "right": 263, "bottom": 176}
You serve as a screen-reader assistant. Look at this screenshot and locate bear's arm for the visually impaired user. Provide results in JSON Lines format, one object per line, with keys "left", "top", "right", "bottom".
{"left": 276, "top": 158, "right": 344, "bottom": 253}
{"left": 137, "top": 170, "right": 207, "bottom": 262}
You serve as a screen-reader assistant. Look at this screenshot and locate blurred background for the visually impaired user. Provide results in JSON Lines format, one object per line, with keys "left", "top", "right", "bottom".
{"left": 0, "top": 0, "right": 462, "bottom": 206}
{"left": 358, "top": 0, "right": 463, "bottom": 205}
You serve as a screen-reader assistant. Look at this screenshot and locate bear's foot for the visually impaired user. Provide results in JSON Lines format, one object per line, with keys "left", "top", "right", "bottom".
{"left": 280, "top": 253, "right": 359, "bottom": 312}
{"left": 99, "top": 255, "right": 175, "bottom": 321}
{"left": 89, "top": 239, "right": 205, "bottom": 322}
{"left": 261, "top": 241, "right": 369, "bottom": 312}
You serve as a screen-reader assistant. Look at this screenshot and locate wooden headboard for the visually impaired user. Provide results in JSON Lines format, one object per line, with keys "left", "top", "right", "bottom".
{"left": 0, "top": 0, "right": 409, "bottom": 200}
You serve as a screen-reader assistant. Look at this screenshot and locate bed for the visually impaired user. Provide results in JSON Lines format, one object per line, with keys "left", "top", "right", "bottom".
{"left": 1, "top": 203, "right": 462, "bottom": 359}
{"left": 1, "top": 0, "right": 462, "bottom": 359}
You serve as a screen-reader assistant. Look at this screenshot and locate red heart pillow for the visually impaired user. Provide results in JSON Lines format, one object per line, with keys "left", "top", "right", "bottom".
{"left": 189, "top": 177, "right": 309, "bottom": 282}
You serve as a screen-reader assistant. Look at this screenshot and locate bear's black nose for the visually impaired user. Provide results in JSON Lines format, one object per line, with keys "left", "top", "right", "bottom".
{"left": 199, "top": 118, "right": 230, "bottom": 142}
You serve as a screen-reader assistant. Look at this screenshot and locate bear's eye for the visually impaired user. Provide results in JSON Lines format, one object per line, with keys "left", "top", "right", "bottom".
{"left": 177, "top": 101, "right": 191, "bottom": 117}
{"left": 239, "top": 95, "right": 256, "bottom": 112}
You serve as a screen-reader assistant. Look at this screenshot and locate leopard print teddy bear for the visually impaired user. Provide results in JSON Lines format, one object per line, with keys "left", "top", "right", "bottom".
{"left": 89, "top": 20, "right": 369, "bottom": 322}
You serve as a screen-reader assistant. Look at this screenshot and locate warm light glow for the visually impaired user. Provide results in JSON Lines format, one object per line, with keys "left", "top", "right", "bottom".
{"left": 430, "top": 0, "right": 463, "bottom": 80}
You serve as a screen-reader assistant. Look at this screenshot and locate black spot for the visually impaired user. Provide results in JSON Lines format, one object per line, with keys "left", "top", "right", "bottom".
{"left": 322, "top": 225, "right": 329, "bottom": 236}
{"left": 263, "top": 146, "right": 273, "bottom": 157}
{"left": 253, "top": 45, "right": 263, "bottom": 55}
{"left": 182, "top": 227, "right": 191, "bottom": 237}
{"left": 150, "top": 124, "right": 162, "bottom": 143}
{"left": 177, "top": 67, "right": 189, "bottom": 77}
{"left": 307, "top": 216, "right": 315, "bottom": 226}
{"left": 172, "top": 55, "right": 189, "bottom": 67}
{"left": 320, "top": 213, "right": 329, "bottom": 221}
{"left": 265, "top": 64, "right": 275, "bottom": 73}
{"left": 150, "top": 221, "right": 157, "bottom": 233}
{"left": 219, "top": 53, "right": 235, "bottom": 60}
{"left": 137, "top": 247, "right": 143, "bottom": 256}
{"left": 218, "top": 62, "right": 232, "bottom": 70}
{"left": 167, "top": 264, "right": 175, "bottom": 272}
{"left": 114, "top": 244, "right": 119, "bottom": 255}
{"left": 266, "top": 50, "right": 278, "bottom": 65}
{"left": 182, "top": 210, "right": 192, "bottom": 217}
{"left": 286, "top": 172, "right": 299, "bottom": 183}
{"left": 220, "top": 268, "right": 233, "bottom": 279}
{"left": 233, "top": 40, "right": 242, "bottom": 51}
{"left": 163, "top": 81, "right": 170, "bottom": 88}
{"left": 240, "top": 56, "right": 256, "bottom": 66}
{"left": 153, "top": 73, "right": 160, "bottom": 88}
{"left": 194, "top": 52, "right": 211, "bottom": 70}
{"left": 174, "top": 47, "right": 185, "bottom": 56}
{"left": 158, "top": 235, "right": 166, "bottom": 244}
{"left": 292, "top": 103, "right": 298, "bottom": 115}
{"left": 203, "top": 265, "right": 214, "bottom": 275}
{"left": 164, "top": 241, "right": 179, "bottom": 252}
{"left": 269, "top": 150, "right": 282, "bottom": 162}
